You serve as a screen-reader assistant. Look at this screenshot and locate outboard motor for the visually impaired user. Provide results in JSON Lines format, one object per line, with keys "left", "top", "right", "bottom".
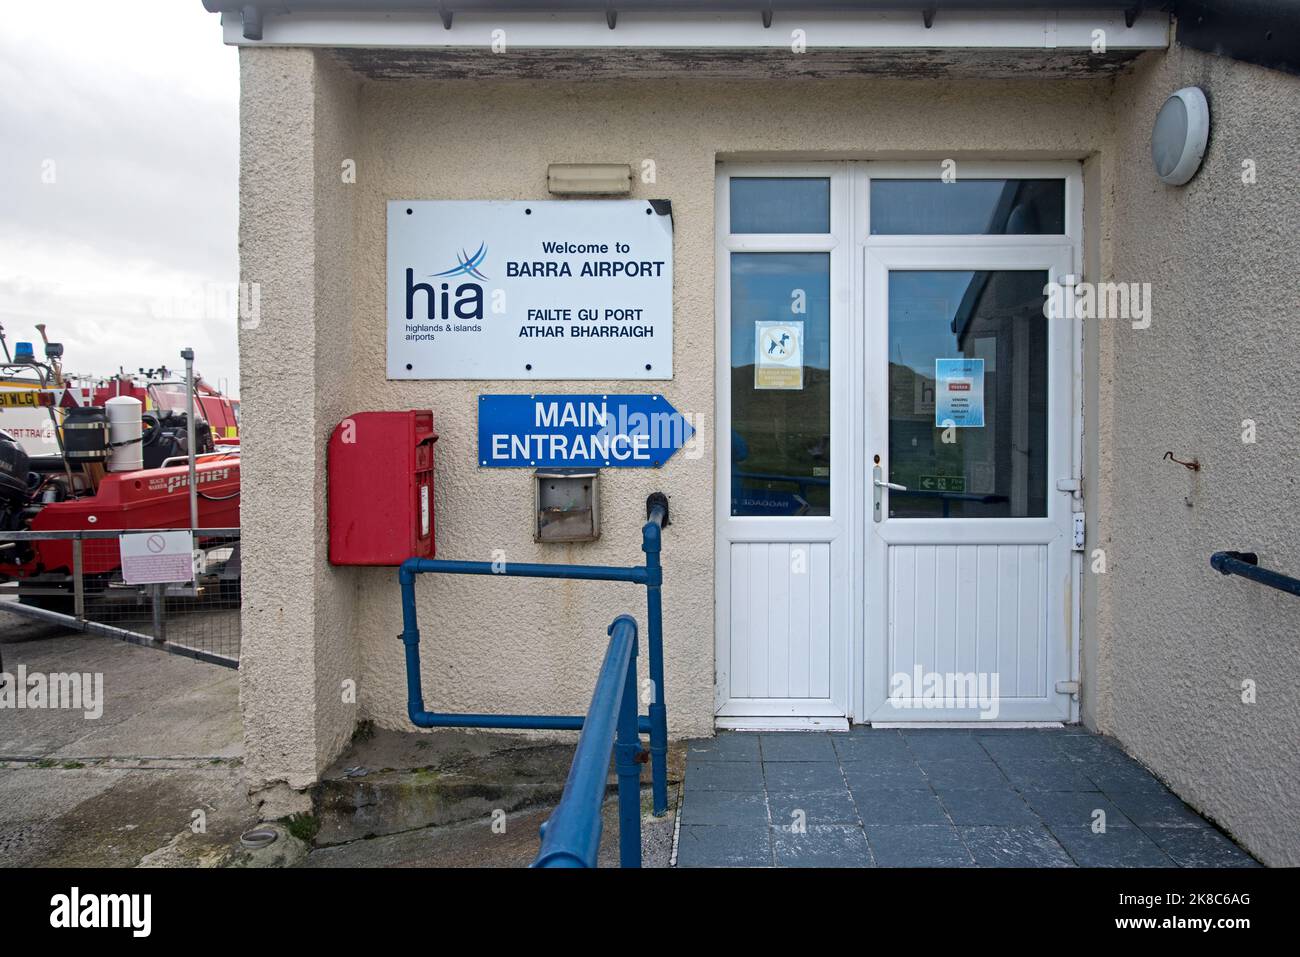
{"left": 0, "top": 432, "right": 33, "bottom": 532}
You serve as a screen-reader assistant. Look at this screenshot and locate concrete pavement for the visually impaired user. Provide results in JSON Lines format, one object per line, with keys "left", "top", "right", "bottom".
{"left": 0, "top": 608, "right": 253, "bottom": 867}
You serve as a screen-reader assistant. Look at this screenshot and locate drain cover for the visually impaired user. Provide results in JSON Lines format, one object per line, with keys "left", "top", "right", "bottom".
{"left": 240, "top": 826, "right": 280, "bottom": 849}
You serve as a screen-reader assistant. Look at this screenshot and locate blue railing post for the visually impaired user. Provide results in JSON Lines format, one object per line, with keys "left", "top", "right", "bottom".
{"left": 642, "top": 505, "right": 669, "bottom": 817}
{"left": 614, "top": 620, "right": 642, "bottom": 868}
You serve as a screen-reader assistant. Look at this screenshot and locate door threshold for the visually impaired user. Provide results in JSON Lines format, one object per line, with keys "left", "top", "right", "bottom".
{"left": 870, "top": 721, "right": 1065, "bottom": 729}
{"left": 716, "top": 716, "right": 851, "bottom": 732}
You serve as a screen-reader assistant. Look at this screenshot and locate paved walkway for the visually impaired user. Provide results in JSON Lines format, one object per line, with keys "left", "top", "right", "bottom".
{"left": 0, "top": 610, "right": 253, "bottom": 867}
{"left": 676, "top": 728, "right": 1258, "bottom": 868}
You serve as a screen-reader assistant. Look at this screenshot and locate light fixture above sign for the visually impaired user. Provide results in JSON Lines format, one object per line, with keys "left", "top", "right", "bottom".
{"left": 1151, "top": 86, "right": 1210, "bottom": 186}
{"left": 547, "top": 164, "right": 633, "bottom": 195}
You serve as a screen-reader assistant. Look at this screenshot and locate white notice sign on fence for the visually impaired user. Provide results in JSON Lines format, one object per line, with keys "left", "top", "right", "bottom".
{"left": 120, "top": 531, "right": 195, "bottom": 585}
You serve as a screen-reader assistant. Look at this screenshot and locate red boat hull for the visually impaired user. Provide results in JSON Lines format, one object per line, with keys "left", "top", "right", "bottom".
{"left": 3, "top": 457, "right": 240, "bottom": 577}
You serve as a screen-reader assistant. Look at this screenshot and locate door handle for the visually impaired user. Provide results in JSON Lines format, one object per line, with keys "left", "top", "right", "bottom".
{"left": 872, "top": 464, "right": 905, "bottom": 523}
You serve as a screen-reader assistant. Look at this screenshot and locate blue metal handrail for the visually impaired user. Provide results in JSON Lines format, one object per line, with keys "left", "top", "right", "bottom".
{"left": 396, "top": 494, "right": 671, "bottom": 829}
{"left": 1211, "top": 551, "right": 1300, "bottom": 598}
{"left": 533, "top": 615, "right": 641, "bottom": 868}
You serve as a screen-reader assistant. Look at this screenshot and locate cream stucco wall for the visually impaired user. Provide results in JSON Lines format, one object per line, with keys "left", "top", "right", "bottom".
{"left": 1094, "top": 45, "right": 1300, "bottom": 866}
{"left": 238, "top": 49, "right": 362, "bottom": 809}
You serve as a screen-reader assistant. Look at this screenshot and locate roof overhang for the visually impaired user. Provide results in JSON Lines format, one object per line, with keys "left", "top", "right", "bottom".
{"left": 201, "top": 3, "right": 1171, "bottom": 79}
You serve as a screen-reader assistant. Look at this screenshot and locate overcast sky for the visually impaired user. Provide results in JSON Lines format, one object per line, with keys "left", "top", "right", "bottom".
{"left": 0, "top": 1, "right": 240, "bottom": 393}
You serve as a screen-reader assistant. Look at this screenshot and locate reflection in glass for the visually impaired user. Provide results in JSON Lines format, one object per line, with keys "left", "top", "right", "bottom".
{"left": 871, "top": 179, "right": 1065, "bottom": 235}
{"left": 730, "top": 178, "right": 831, "bottom": 234}
{"left": 731, "top": 253, "right": 831, "bottom": 516}
{"left": 887, "top": 270, "right": 1048, "bottom": 519}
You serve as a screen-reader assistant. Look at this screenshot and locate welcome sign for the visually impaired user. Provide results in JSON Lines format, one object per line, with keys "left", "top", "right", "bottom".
{"left": 387, "top": 200, "right": 673, "bottom": 380}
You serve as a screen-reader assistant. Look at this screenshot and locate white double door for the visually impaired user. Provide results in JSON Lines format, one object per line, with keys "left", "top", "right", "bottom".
{"left": 715, "top": 163, "right": 1081, "bottom": 726}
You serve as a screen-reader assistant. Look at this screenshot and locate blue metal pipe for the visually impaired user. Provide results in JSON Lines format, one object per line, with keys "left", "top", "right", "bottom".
{"left": 1211, "top": 551, "right": 1300, "bottom": 597}
{"left": 400, "top": 560, "right": 660, "bottom": 732}
{"left": 614, "top": 629, "right": 642, "bottom": 868}
{"left": 533, "top": 615, "right": 639, "bottom": 868}
{"left": 397, "top": 495, "right": 671, "bottom": 864}
{"left": 642, "top": 513, "right": 669, "bottom": 816}
{"left": 402, "top": 557, "right": 647, "bottom": 585}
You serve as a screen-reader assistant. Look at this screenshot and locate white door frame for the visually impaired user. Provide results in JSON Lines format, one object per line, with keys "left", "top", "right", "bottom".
{"left": 714, "top": 162, "right": 854, "bottom": 728}
{"left": 715, "top": 160, "right": 1084, "bottom": 727}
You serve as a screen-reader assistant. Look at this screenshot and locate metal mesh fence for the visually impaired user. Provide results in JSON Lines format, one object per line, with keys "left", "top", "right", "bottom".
{"left": 0, "top": 529, "right": 240, "bottom": 668}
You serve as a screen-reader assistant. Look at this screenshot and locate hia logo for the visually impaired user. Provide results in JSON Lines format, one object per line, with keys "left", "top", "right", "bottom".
{"left": 49, "top": 887, "right": 151, "bottom": 937}
{"left": 405, "top": 242, "right": 487, "bottom": 321}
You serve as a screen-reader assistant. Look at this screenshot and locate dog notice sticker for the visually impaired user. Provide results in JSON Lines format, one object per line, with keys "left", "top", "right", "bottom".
{"left": 120, "top": 531, "right": 195, "bottom": 585}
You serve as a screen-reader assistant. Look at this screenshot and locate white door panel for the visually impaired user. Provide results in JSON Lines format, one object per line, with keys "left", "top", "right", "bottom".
{"left": 863, "top": 244, "right": 1077, "bottom": 723}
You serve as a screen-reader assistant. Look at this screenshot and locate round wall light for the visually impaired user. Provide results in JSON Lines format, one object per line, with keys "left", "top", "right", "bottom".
{"left": 1151, "top": 86, "right": 1210, "bottom": 186}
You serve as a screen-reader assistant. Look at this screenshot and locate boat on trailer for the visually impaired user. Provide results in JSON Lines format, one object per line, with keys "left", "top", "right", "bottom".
{"left": 0, "top": 326, "right": 240, "bottom": 611}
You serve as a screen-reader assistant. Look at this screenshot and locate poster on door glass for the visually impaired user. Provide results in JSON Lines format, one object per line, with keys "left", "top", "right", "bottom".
{"left": 754, "top": 320, "right": 804, "bottom": 390}
{"left": 934, "top": 358, "right": 985, "bottom": 427}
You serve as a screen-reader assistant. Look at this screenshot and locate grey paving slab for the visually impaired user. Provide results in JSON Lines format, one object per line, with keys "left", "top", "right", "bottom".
{"left": 856, "top": 788, "right": 949, "bottom": 825}
{"left": 937, "top": 788, "right": 1039, "bottom": 826}
{"left": 959, "top": 826, "right": 1075, "bottom": 868}
{"left": 763, "top": 761, "right": 846, "bottom": 791}
{"left": 684, "top": 759, "right": 765, "bottom": 792}
{"left": 866, "top": 824, "right": 975, "bottom": 867}
{"left": 1020, "top": 791, "right": 1134, "bottom": 828}
{"left": 1087, "top": 762, "right": 1179, "bottom": 794}
{"left": 683, "top": 733, "right": 761, "bottom": 763}
{"left": 760, "top": 732, "right": 839, "bottom": 762}
{"left": 676, "top": 824, "right": 772, "bottom": 868}
{"left": 843, "top": 760, "right": 931, "bottom": 791}
{"left": 1105, "top": 789, "right": 1209, "bottom": 828}
{"left": 996, "top": 758, "right": 1099, "bottom": 792}
{"left": 1055, "top": 734, "right": 1129, "bottom": 762}
{"left": 1144, "top": 827, "right": 1261, "bottom": 867}
{"left": 904, "top": 733, "right": 990, "bottom": 761}
{"left": 976, "top": 733, "right": 1066, "bottom": 761}
{"left": 679, "top": 788, "right": 769, "bottom": 827}
{"left": 768, "top": 787, "right": 860, "bottom": 826}
{"left": 1049, "top": 825, "right": 1176, "bottom": 867}
{"left": 772, "top": 824, "right": 874, "bottom": 868}
{"left": 920, "top": 758, "right": 1011, "bottom": 790}
{"left": 833, "top": 732, "right": 912, "bottom": 762}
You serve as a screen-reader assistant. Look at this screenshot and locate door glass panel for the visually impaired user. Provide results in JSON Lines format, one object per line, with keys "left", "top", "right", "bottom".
{"left": 730, "top": 178, "right": 831, "bottom": 234}
{"left": 870, "top": 179, "right": 1065, "bottom": 235}
{"left": 887, "top": 270, "right": 1048, "bottom": 518}
{"left": 731, "top": 252, "right": 831, "bottom": 516}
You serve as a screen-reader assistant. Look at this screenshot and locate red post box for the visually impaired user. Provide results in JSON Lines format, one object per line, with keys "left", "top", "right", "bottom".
{"left": 328, "top": 410, "right": 437, "bottom": 565}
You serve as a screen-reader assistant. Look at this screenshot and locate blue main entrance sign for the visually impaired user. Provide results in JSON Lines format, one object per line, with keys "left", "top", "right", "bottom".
{"left": 478, "top": 394, "right": 694, "bottom": 468}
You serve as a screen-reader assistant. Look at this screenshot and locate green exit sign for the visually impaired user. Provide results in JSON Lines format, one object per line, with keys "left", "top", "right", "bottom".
{"left": 919, "top": 474, "right": 966, "bottom": 493}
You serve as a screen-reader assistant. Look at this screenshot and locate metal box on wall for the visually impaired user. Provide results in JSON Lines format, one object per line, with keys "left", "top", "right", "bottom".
{"left": 328, "top": 410, "right": 437, "bottom": 565}
{"left": 534, "top": 469, "right": 599, "bottom": 543}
